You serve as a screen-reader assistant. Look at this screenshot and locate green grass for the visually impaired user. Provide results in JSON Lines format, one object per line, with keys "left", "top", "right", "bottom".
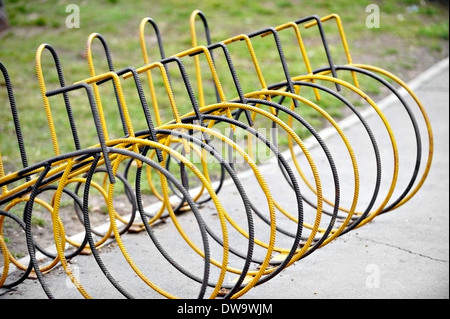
{"left": 1, "top": 0, "right": 449, "bottom": 175}
{"left": 419, "top": 21, "right": 449, "bottom": 39}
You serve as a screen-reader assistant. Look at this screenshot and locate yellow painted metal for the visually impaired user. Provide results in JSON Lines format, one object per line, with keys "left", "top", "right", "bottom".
{"left": 304, "top": 13, "right": 433, "bottom": 214}
{"left": 35, "top": 44, "right": 62, "bottom": 157}
{"left": 0, "top": 9, "right": 434, "bottom": 299}
{"left": 291, "top": 73, "right": 399, "bottom": 228}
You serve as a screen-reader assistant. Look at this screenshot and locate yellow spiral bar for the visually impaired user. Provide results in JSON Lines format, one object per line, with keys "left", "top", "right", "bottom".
{"left": 102, "top": 138, "right": 234, "bottom": 299}
{"left": 304, "top": 13, "right": 433, "bottom": 212}
{"left": 0, "top": 9, "right": 435, "bottom": 299}
{"left": 352, "top": 63, "right": 434, "bottom": 212}
{"left": 86, "top": 33, "right": 111, "bottom": 141}
{"left": 243, "top": 88, "right": 359, "bottom": 243}
{"left": 189, "top": 10, "right": 207, "bottom": 108}
{"left": 304, "top": 13, "right": 359, "bottom": 88}
{"left": 179, "top": 102, "right": 322, "bottom": 259}
{"left": 0, "top": 153, "right": 8, "bottom": 196}
{"left": 2, "top": 197, "right": 61, "bottom": 274}
{"left": 35, "top": 44, "right": 61, "bottom": 157}
{"left": 139, "top": 17, "right": 164, "bottom": 127}
{"left": 291, "top": 74, "right": 399, "bottom": 227}
{"left": 262, "top": 21, "right": 321, "bottom": 101}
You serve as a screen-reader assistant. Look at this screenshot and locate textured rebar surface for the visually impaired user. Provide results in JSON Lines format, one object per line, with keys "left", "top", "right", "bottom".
{"left": 1, "top": 11, "right": 445, "bottom": 299}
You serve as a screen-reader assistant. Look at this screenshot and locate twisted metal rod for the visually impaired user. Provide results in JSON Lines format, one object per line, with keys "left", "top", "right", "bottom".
{"left": 0, "top": 10, "right": 434, "bottom": 300}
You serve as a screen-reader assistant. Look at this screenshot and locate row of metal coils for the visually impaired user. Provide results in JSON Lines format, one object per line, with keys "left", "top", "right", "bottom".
{"left": 1, "top": 11, "right": 433, "bottom": 298}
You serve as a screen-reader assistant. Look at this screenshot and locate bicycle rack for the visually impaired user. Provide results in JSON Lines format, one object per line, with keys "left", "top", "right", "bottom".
{"left": 1, "top": 10, "right": 433, "bottom": 299}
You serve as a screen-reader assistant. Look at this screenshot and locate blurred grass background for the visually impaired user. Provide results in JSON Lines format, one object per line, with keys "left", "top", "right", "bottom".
{"left": 1, "top": 0, "right": 449, "bottom": 173}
